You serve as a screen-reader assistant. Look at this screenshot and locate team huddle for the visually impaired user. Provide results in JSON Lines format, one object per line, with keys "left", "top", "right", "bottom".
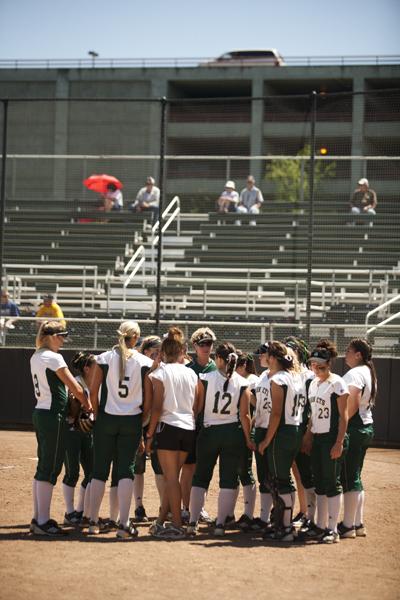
{"left": 29, "top": 320, "right": 376, "bottom": 543}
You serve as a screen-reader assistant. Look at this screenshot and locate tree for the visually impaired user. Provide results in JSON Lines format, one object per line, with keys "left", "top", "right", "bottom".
{"left": 266, "top": 145, "right": 336, "bottom": 202}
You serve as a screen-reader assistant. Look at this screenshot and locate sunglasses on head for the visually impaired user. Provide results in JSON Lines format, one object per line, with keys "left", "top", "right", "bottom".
{"left": 196, "top": 340, "right": 213, "bottom": 347}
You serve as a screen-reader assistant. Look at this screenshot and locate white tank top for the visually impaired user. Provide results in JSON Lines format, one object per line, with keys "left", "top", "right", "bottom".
{"left": 150, "top": 362, "right": 198, "bottom": 430}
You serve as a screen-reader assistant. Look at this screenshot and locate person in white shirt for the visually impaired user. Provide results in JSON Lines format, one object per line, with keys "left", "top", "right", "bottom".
{"left": 217, "top": 180, "right": 239, "bottom": 213}
{"left": 187, "top": 343, "right": 254, "bottom": 536}
{"left": 88, "top": 321, "right": 153, "bottom": 539}
{"left": 301, "top": 341, "right": 349, "bottom": 544}
{"left": 146, "top": 327, "right": 200, "bottom": 540}
{"left": 130, "top": 176, "right": 160, "bottom": 222}
{"left": 339, "top": 338, "right": 377, "bottom": 539}
{"left": 30, "top": 321, "right": 89, "bottom": 536}
{"left": 103, "top": 183, "right": 123, "bottom": 211}
{"left": 237, "top": 175, "right": 264, "bottom": 217}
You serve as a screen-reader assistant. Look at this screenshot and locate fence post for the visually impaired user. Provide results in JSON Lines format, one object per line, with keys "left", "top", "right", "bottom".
{"left": 155, "top": 97, "right": 167, "bottom": 335}
{"left": 0, "top": 100, "right": 9, "bottom": 311}
{"left": 305, "top": 91, "right": 317, "bottom": 344}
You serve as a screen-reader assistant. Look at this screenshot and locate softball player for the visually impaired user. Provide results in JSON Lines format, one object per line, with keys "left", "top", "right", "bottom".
{"left": 30, "top": 321, "right": 89, "bottom": 536}
{"left": 339, "top": 338, "right": 377, "bottom": 538}
{"left": 258, "top": 341, "right": 304, "bottom": 542}
{"left": 88, "top": 321, "right": 153, "bottom": 539}
{"left": 146, "top": 327, "right": 200, "bottom": 540}
{"left": 235, "top": 352, "right": 259, "bottom": 529}
{"left": 302, "top": 341, "right": 349, "bottom": 544}
{"left": 187, "top": 343, "right": 254, "bottom": 536}
{"left": 181, "top": 327, "right": 217, "bottom": 524}
{"left": 62, "top": 351, "right": 96, "bottom": 527}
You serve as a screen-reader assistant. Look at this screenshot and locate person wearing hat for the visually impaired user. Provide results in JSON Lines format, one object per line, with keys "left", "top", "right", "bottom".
{"left": 301, "top": 340, "right": 349, "bottom": 544}
{"left": 130, "top": 176, "right": 160, "bottom": 223}
{"left": 217, "top": 180, "right": 239, "bottom": 213}
{"left": 350, "top": 178, "right": 377, "bottom": 215}
{"left": 36, "top": 294, "right": 65, "bottom": 328}
{"left": 30, "top": 321, "right": 90, "bottom": 536}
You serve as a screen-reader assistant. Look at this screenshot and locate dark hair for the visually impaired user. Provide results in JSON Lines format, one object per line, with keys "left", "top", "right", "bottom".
{"left": 266, "top": 341, "right": 293, "bottom": 371}
{"left": 284, "top": 336, "right": 310, "bottom": 365}
{"left": 71, "top": 351, "right": 96, "bottom": 374}
{"left": 161, "top": 327, "right": 185, "bottom": 362}
{"left": 107, "top": 183, "right": 117, "bottom": 191}
{"left": 236, "top": 350, "right": 256, "bottom": 375}
{"left": 215, "top": 342, "right": 238, "bottom": 391}
{"left": 348, "top": 338, "right": 377, "bottom": 405}
{"left": 315, "top": 338, "right": 338, "bottom": 360}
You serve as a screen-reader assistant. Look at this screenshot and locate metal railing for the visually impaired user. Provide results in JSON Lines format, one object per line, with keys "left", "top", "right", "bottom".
{"left": 366, "top": 293, "right": 400, "bottom": 337}
{"left": 0, "top": 55, "right": 399, "bottom": 70}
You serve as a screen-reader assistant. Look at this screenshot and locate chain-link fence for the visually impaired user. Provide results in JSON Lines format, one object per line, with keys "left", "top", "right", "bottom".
{"left": 0, "top": 88, "right": 399, "bottom": 353}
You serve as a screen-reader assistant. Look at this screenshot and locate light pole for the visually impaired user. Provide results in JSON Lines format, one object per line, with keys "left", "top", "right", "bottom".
{"left": 88, "top": 50, "right": 99, "bottom": 68}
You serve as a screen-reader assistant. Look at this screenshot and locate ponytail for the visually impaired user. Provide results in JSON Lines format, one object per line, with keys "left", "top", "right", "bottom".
{"left": 349, "top": 338, "right": 377, "bottom": 406}
{"left": 115, "top": 320, "right": 140, "bottom": 382}
{"left": 215, "top": 343, "right": 238, "bottom": 392}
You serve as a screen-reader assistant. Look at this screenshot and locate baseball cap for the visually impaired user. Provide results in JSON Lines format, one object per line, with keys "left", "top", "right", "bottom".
{"left": 309, "top": 348, "right": 331, "bottom": 364}
{"left": 192, "top": 330, "right": 216, "bottom": 345}
{"left": 358, "top": 178, "right": 369, "bottom": 186}
{"left": 225, "top": 180, "right": 236, "bottom": 190}
{"left": 254, "top": 342, "right": 270, "bottom": 355}
{"left": 42, "top": 293, "right": 54, "bottom": 300}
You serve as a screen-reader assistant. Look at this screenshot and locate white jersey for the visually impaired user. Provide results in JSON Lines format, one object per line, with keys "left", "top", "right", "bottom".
{"left": 150, "top": 363, "right": 198, "bottom": 430}
{"left": 96, "top": 348, "right": 152, "bottom": 416}
{"left": 270, "top": 370, "right": 304, "bottom": 427}
{"left": 200, "top": 370, "right": 249, "bottom": 426}
{"left": 253, "top": 371, "right": 271, "bottom": 429}
{"left": 309, "top": 373, "right": 349, "bottom": 434}
{"left": 30, "top": 348, "right": 67, "bottom": 413}
{"left": 343, "top": 365, "right": 374, "bottom": 426}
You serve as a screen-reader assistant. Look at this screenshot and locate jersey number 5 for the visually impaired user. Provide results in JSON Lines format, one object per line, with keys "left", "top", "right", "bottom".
{"left": 118, "top": 377, "right": 130, "bottom": 398}
{"left": 212, "top": 391, "right": 232, "bottom": 415}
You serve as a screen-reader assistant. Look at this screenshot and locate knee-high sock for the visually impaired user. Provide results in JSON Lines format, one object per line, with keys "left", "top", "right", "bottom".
{"left": 242, "top": 484, "right": 256, "bottom": 518}
{"left": 36, "top": 481, "right": 54, "bottom": 525}
{"left": 155, "top": 474, "right": 165, "bottom": 505}
{"left": 32, "top": 479, "right": 38, "bottom": 520}
{"left": 231, "top": 486, "right": 240, "bottom": 516}
{"left": 89, "top": 479, "right": 106, "bottom": 523}
{"left": 76, "top": 484, "right": 86, "bottom": 513}
{"left": 260, "top": 492, "right": 273, "bottom": 523}
{"left": 189, "top": 486, "right": 207, "bottom": 524}
{"left": 133, "top": 474, "right": 144, "bottom": 509}
{"left": 343, "top": 491, "right": 360, "bottom": 528}
{"left": 62, "top": 483, "right": 75, "bottom": 515}
{"left": 305, "top": 487, "right": 316, "bottom": 521}
{"left": 328, "top": 494, "right": 342, "bottom": 533}
{"left": 217, "top": 489, "right": 238, "bottom": 526}
{"left": 355, "top": 490, "right": 365, "bottom": 526}
{"left": 83, "top": 482, "right": 91, "bottom": 518}
{"left": 118, "top": 478, "right": 134, "bottom": 528}
{"left": 109, "top": 485, "right": 119, "bottom": 522}
{"left": 279, "top": 493, "right": 293, "bottom": 528}
{"left": 316, "top": 494, "right": 328, "bottom": 529}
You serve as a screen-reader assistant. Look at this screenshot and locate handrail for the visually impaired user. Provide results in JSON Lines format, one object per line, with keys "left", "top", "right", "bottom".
{"left": 151, "top": 195, "right": 181, "bottom": 245}
{"left": 367, "top": 311, "right": 400, "bottom": 336}
{"left": 365, "top": 293, "right": 400, "bottom": 337}
{"left": 123, "top": 245, "right": 145, "bottom": 284}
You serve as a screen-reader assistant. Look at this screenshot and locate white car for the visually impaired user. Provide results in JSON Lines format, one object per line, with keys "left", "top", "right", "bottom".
{"left": 203, "top": 49, "right": 285, "bottom": 67}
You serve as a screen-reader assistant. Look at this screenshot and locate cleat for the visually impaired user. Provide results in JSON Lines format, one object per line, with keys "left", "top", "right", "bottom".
{"left": 186, "top": 521, "right": 199, "bottom": 536}
{"left": 30, "top": 518, "right": 38, "bottom": 533}
{"left": 292, "top": 511, "right": 307, "bottom": 529}
{"left": 199, "top": 508, "right": 213, "bottom": 524}
{"left": 78, "top": 516, "right": 90, "bottom": 529}
{"left": 33, "top": 519, "right": 68, "bottom": 536}
{"left": 181, "top": 509, "right": 190, "bottom": 524}
{"left": 153, "top": 524, "right": 185, "bottom": 540}
{"left": 149, "top": 520, "right": 165, "bottom": 536}
{"left": 297, "top": 523, "right": 325, "bottom": 541}
{"left": 263, "top": 526, "right": 295, "bottom": 542}
{"left": 236, "top": 514, "right": 254, "bottom": 530}
{"left": 355, "top": 523, "right": 367, "bottom": 537}
{"left": 338, "top": 521, "right": 356, "bottom": 539}
{"left": 214, "top": 523, "right": 225, "bottom": 537}
{"left": 134, "top": 505, "right": 149, "bottom": 522}
{"left": 321, "top": 528, "right": 340, "bottom": 544}
{"left": 116, "top": 523, "right": 139, "bottom": 539}
{"left": 64, "top": 511, "right": 82, "bottom": 526}
{"left": 87, "top": 520, "right": 108, "bottom": 535}
{"left": 245, "top": 517, "right": 269, "bottom": 533}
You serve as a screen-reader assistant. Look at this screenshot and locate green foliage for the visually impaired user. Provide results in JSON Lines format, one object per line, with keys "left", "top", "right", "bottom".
{"left": 266, "top": 145, "right": 336, "bottom": 202}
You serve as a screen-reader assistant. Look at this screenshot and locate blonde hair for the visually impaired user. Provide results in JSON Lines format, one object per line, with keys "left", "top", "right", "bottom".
{"left": 35, "top": 320, "right": 66, "bottom": 350}
{"left": 286, "top": 346, "right": 302, "bottom": 374}
{"left": 190, "top": 326, "right": 216, "bottom": 345}
{"left": 114, "top": 320, "right": 140, "bottom": 381}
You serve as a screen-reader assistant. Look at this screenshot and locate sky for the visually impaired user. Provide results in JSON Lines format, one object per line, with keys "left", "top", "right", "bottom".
{"left": 0, "top": 0, "right": 399, "bottom": 60}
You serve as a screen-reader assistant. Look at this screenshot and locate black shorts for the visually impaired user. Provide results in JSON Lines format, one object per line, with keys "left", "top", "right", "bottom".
{"left": 156, "top": 422, "right": 195, "bottom": 453}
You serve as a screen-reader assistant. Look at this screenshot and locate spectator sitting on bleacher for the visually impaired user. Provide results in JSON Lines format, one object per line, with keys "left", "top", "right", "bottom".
{"left": 217, "top": 181, "right": 239, "bottom": 213}
{"left": 36, "top": 294, "right": 66, "bottom": 327}
{"left": 237, "top": 175, "right": 264, "bottom": 214}
{"left": 130, "top": 176, "right": 160, "bottom": 223}
{"left": 102, "top": 183, "right": 123, "bottom": 212}
{"left": 350, "top": 178, "right": 377, "bottom": 215}
{"left": 1, "top": 289, "right": 20, "bottom": 329}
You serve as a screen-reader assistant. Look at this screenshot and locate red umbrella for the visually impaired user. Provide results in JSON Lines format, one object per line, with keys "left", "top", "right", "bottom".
{"left": 83, "top": 174, "right": 123, "bottom": 194}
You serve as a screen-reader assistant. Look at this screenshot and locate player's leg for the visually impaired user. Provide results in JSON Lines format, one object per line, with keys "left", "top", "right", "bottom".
{"left": 320, "top": 435, "right": 348, "bottom": 543}
{"left": 216, "top": 424, "right": 243, "bottom": 534}
{"left": 115, "top": 414, "right": 142, "bottom": 536}
{"left": 133, "top": 445, "right": 147, "bottom": 521}
{"left": 190, "top": 426, "right": 219, "bottom": 526}
{"left": 254, "top": 427, "right": 273, "bottom": 527}
{"left": 62, "top": 428, "right": 82, "bottom": 523}
{"left": 89, "top": 413, "right": 116, "bottom": 531}
{"left": 236, "top": 429, "right": 256, "bottom": 526}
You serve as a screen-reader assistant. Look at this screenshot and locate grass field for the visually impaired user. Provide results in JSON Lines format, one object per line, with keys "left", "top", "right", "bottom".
{"left": 0, "top": 430, "right": 399, "bottom": 600}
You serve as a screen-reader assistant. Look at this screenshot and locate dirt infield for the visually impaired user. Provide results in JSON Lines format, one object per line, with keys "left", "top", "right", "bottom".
{"left": 0, "top": 431, "right": 399, "bottom": 600}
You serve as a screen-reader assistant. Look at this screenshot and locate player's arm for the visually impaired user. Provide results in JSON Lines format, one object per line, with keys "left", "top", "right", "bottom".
{"left": 347, "top": 385, "right": 362, "bottom": 420}
{"left": 258, "top": 381, "right": 283, "bottom": 454}
{"left": 330, "top": 392, "right": 349, "bottom": 459}
{"left": 56, "top": 367, "right": 90, "bottom": 410}
{"left": 145, "top": 378, "right": 164, "bottom": 452}
{"left": 250, "top": 389, "right": 257, "bottom": 408}
{"left": 88, "top": 363, "right": 104, "bottom": 417}
{"left": 193, "top": 380, "right": 203, "bottom": 418}
{"left": 239, "top": 388, "right": 255, "bottom": 450}
{"left": 142, "top": 370, "right": 153, "bottom": 426}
